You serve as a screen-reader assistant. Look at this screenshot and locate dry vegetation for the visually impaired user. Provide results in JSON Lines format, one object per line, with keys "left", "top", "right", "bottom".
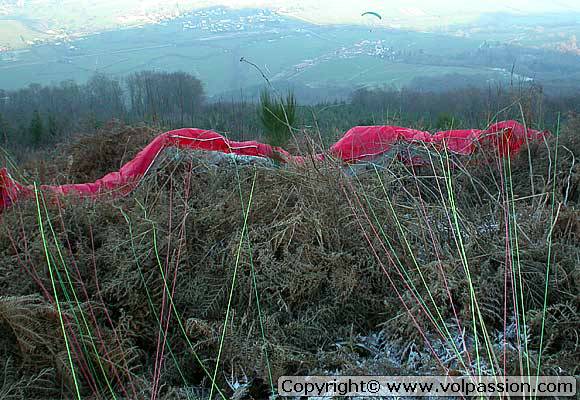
{"left": 0, "top": 120, "right": 578, "bottom": 399}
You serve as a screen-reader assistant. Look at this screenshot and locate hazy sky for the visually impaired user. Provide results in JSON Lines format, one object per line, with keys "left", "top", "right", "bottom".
{"left": 6, "top": 0, "right": 580, "bottom": 31}
{"left": 11, "top": 0, "right": 580, "bottom": 16}
{"left": 226, "top": 0, "right": 580, "bottom": 12}
{"left": 191, "top": 0, "right": 580, "bottom": 16}
{"left": 203, "top": 0, "right": 580, "bottom": 27}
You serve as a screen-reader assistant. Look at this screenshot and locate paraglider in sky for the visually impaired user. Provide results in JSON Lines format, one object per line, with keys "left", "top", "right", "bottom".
{"left": 361, "top": 11, "right": 382, "bottom": 32}
{"left": 361, "top": 11, "right": 382, "bottom": 19}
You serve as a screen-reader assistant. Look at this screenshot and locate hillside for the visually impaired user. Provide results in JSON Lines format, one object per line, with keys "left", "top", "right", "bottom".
{"left": 0, "top": 118, "right": 578, "bottom": 398}
{"left": 2, "top": 7, "right": 580, "bottom": 96}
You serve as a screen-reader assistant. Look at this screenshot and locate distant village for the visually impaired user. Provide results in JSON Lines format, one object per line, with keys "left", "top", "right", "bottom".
{"left": 0, "top": 7, "right": 284, "bottom": 57}
{"left": 291, "top": 40, "right": 407, "bottom": 77}
{"left": 181, "top": 8, "right": 284, "bottom": 33}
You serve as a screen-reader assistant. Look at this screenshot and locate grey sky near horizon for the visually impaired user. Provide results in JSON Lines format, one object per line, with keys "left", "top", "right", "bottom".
{"left": 6, "top": 0, "right": 580, "bottom": 24}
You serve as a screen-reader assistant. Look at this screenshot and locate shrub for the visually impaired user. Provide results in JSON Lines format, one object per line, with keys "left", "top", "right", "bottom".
{"left": 259, "top": 89, "right": 296, "bottom": 147}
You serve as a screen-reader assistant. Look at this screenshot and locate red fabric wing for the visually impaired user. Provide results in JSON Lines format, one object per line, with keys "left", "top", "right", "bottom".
{"left": 0, "top": 122, "right": 549, "bottom": 212}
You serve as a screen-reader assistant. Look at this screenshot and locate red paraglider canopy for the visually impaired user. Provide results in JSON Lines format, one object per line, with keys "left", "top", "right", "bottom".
{"left": 0, "top": 121, "right": 548, "bottom": 212}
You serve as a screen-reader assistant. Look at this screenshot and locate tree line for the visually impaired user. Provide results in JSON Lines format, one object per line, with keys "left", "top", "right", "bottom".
{"left": 0, "top": 71, "right": 205, "bottom": 148}
{"left": 1, "top": 70, "right": 578, "bottom": 154}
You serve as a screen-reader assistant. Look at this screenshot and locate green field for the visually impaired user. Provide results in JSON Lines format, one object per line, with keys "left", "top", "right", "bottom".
{"left": 296, "top": 56, "right": 492, "bottom": 89}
